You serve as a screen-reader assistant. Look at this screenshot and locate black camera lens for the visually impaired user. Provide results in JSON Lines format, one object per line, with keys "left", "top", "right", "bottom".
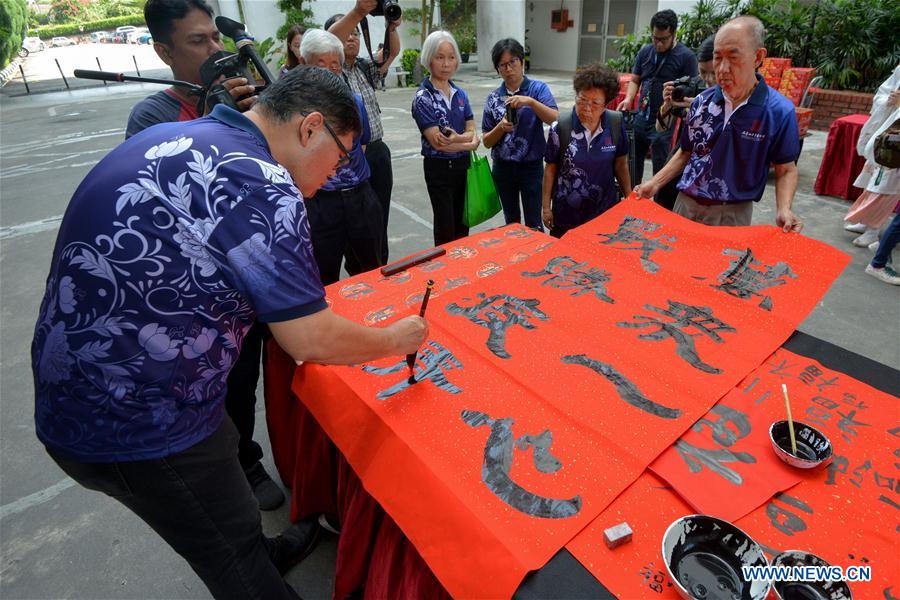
{"left": 382, "top": 0, "right": 402, "bottom": 21}
{"left": 671, "top": 86, "right": 687, "bottom": 102}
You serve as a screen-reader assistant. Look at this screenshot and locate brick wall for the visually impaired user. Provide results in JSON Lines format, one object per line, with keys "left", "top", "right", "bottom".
{"left": 810, "top": 89, "right": 873, "bottom": 130}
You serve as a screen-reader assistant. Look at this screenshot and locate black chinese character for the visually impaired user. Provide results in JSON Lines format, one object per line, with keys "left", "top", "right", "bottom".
{"left": 596, "top": 216, "right": 675, "bottom": 274}
{"left": 674, "top": 440, "right": 756, "bottom": 485}
{"left": 711, "top": 248, "right": 796, "bottom": 310}
{"left": 446, "top": 293, "right": 549, "bottom": 359}
{"left": 618, "top": 301, "right": 735, "bottom": 374}
{"left": 561, "top": 354, "right": 681, "bottom": 419}
{"left": 521, "top": 256, "right": 614, "bottom": 303}
{"left": 766, "top": 492, "right": 812, "bottom": 537}
{"left": 362, "top": 341, "right": 463, "bottom": 400}
{"left": 691, "top": 404, "right": 751, "bottom": 447}
{"left": 836, "top": 409, "right": 872, "bottom": 444}
{"left": 461, "top": 409, "right": 581, "bottom": 519}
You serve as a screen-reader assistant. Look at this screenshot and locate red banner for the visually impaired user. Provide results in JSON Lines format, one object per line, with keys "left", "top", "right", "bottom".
{"left": 291, "top": 198, "right": 850, "bottom": 598}
{"left": 567, "top": 348, "right": 900, "bottom": 599}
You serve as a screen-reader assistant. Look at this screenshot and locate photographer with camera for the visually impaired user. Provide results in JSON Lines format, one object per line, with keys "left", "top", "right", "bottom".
{"left": 482, "top": 38, "right": 558, "bottom": 232}
{"left": 653, "top": 35, "right": 716, "bottom": 209}
{"left": 34, "top": 65, "right": 428, "bottom": 599}
{"left": 634, "top": 17, "right": 802, "bottom": 232}
{"left": 326, "top": 0, "right": 401, "bottom": 264}
{"left": 125, "top": 0, "right": 257, "bottom": 138}
{"left": 616, "top": 9, "right": 698, "bottom": 186}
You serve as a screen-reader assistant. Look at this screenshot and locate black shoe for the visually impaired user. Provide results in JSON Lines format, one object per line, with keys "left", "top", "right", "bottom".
{"left": 245, "top": 461, "right": 285, "bottom": 511}
{"left": 271, "top": 517, "right": 322, "bottom": 575}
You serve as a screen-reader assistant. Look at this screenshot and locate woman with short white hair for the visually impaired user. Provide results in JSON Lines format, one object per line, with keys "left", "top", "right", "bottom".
{"left": 411, "top": 30, "right": 481, "bottom": 245}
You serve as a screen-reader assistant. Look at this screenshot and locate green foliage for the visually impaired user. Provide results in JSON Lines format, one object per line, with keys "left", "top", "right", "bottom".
{"left": 400, "top": 48, "right": 428, "bottom": 86}
{"left": 676, "top": 0, "right": 742, "bottom": 50}
{"left": 608, "top": 27, "right": 649, "bottom": 73}
{"left": 92, "top": 0, "right": 143, "bottom": 19}
{"left": 49, "top": 0, "right": 89, "bottom": 23}
{"left": 0, "top": 0, "right": 28, "bottom": 68}
{"left": 811, "top": 0, "right": 899, "bottom": 92}
{"left": 453, "top": 19, "right": 475, "bottom": 54}
{"left": 671, "top": 0, "right": 897, "bottom": 92}
{"left": 275, "top": 0, "right": 315, "bottom": 41}
{"left": 28, "top": 13, "right": 144, "bottom": 38}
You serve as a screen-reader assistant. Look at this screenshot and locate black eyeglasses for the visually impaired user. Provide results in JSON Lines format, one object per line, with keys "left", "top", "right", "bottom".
{"left": 652, "top": 34, "right": 673, "bottom": 43}
{"left": 322, "top": 119, "right": 351, "bottom": 167}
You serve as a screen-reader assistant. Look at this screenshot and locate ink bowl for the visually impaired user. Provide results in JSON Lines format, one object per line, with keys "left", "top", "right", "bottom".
{"left": 771, "top": 550, "right": 852, "bottom": 600}
{"left": 769, "top": 420, "right": 833, "bottom": 469}
{"left": 662, "top": 514, "right": 770, "bottom": 600}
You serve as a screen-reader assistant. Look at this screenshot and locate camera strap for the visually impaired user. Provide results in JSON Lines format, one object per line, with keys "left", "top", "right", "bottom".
{"left": 359, "top": 17, "right": 390, "bottom": 69}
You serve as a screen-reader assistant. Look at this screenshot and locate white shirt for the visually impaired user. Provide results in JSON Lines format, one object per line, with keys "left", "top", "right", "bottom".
{"left": 723, "top": 91, "right": 750, "bottom": 127}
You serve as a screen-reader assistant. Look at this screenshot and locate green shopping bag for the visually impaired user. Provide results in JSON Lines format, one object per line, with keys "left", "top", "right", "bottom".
{"left": 463, "top": 151, "right": 501, "bottom": 227}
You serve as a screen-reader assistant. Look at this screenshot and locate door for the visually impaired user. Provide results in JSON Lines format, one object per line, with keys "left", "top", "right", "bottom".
{"left": 578, "top": 0, "right": 639, "bottom": 65}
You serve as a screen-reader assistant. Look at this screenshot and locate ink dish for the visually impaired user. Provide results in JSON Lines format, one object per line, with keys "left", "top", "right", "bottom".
{"left": 769, "top": 421, "right": 833, "bottom": 469}
{"left": 771, "top": 551, "right": 852, "bottom": 600}
{"left": 662, "top": 514, "right": 770, "bottom": 600}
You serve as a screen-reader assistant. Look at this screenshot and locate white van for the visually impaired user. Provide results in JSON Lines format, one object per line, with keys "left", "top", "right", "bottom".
{"left": 115, "top": 25, "right": 137, "bottom": 35}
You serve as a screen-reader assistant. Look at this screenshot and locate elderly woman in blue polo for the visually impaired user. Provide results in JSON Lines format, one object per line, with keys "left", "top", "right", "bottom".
{"left": 482, "top": 38, "right": 558, "bottom": 231}
{"left": 543, "top": 63, "right": 632, "bottom": 238}
{"left": 411, "top": 30, "right": 481, "bottom": 246}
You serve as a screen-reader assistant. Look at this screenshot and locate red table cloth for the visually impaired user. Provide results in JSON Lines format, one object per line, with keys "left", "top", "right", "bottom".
{"left": 813, "top": 113, "right": 869, "bottom": 201}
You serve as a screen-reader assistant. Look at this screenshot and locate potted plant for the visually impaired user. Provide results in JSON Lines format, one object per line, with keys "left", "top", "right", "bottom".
{"left": 454, "top": 21, "right": 476, "bottom": 63}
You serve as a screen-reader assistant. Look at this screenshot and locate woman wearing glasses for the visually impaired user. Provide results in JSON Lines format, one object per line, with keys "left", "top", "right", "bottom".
{"left": 301, "top": 29, "right": 384, "bottom": 284}
{"left": 482, "top": 38, "right": 558, "bottom": 232}
{"left": 543, "top": 63, "right": 632, "bottom": 238}
{"left": 411, "top": 30, "right": 481, "bottom": 245}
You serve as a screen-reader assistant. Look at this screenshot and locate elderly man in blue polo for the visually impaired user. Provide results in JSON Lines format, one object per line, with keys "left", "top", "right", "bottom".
{"left": 635, "top": 16, "right": 802, "bottom": 232}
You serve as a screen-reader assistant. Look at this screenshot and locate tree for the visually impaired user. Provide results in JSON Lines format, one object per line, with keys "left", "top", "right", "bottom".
{"left": 49, "top": 0, "right": 89, "bottom": 23}
{"left": 275, "top": 0, "right": 315, "bottom": 41}
{"left": 0, "top": 0, "right": 28, "bottom": 68}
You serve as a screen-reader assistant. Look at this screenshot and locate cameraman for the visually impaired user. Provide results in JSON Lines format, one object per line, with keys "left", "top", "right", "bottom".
{"left": 654, "top": 35, "right": 716, "bottom": 209}
{"left": 616, "top": 9, "right": 698, "bottom": 185}
{"left": 126, "top": 0, "right": 283, "bottom": 514}
{"left": 327, "top": 0, "right": 401, "bottom": 264}
{"left": 125, "top": 0, "right": 257, "bottom": 138}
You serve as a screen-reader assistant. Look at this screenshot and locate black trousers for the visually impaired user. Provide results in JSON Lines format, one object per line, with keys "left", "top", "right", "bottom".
{"left": 365, "top": 139, "right": 393, "bottom": 264}
{"left": 47, "top": 419, "right": 299, "bottom": 600}
{"left": 306, "top": 181, "right": 384, "bottom": 286}
{"left": 224, "top": 320, "right": 266, "bottom": 471}
{"left": 423, "top": 156, "right": 470, "bottom": 246}
{"left": 632, "top": 113, "right": 675, "bottom": 185}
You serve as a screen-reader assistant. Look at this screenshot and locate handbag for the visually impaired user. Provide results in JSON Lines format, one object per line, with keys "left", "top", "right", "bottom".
{"left": 463, "top": 151, "right": 502, "bottom": 227}
{"left": 873, "top": 116, "right": 900, "bottom": 169}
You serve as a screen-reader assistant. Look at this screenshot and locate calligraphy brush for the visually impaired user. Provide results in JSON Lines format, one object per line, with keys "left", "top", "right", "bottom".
{"left": 782, "top": 383, "right": 798, "bottom": 455}
{"left": 407, "top": 279, "right": 434, "bottom": 384}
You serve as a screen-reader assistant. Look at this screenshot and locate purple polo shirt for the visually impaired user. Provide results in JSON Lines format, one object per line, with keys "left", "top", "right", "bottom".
{"left": 678, "top": 75, "right": 800, "bottom": 203}
{"left": 411, "top": 77, "right": 474, "bottom": 159}
{"left": 481, "top": 76, "right": 557, "bottom": 163}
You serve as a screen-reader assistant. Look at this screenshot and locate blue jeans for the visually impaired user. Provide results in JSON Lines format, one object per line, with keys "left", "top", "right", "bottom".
{"left": 632, "top": 113, "right": 674, "bottom": 185}
{"left": 872, "top": 210, "right": 900, "bottom": 268}
{"left": 492, "top": 159, "right": 544, "bottom": 231}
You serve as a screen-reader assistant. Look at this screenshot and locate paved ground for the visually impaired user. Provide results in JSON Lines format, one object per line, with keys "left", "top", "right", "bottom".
{"left": 1, "top": 62, "right": 897, "bottom": 599}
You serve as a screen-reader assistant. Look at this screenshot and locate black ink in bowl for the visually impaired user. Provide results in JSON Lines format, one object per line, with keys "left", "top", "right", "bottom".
{"left": 769, "top": 421, "right": 833, "bottom": 469}
{"left": 771, "top": 550, "right": 852, "bottom": 600}
{"left": 662, "top": 515, "right": 770, "bottom": 600}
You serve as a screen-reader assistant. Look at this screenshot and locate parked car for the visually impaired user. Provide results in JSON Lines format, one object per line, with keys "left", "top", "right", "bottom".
{"left": 115, "top": 25, "right": 137, "bottom": 37}
{"left": 22, "top": 37, "right": 46, "bottom": 52}
{"left": 90, "top": 31, "right": 110, "bottom": 43}
{"left": 137, "top": 32, "right": 153, "bottom": 45}
{"left": 127, "top": 27, "right": 150, "bottom": 44}
{"left": 111, "top": 31, "right": 129, "bottom": 44}
{"left": 50, "top": 36, "right": 75, "bottom": 47}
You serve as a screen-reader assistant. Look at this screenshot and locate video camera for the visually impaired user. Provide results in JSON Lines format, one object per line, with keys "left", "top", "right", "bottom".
{"left": 671, "top": 75, "right": 706, "bottom": 102}
{"left": 370, "top": 0, "right": 401, "bottom": 22}
{"left": 74, "top": 16, "right": 273, "bottom": 115}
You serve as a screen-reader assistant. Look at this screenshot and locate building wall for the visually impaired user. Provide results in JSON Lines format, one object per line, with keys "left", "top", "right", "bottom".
{"left": 476, "top": 1, "right": 526, "bottom": 72}
{"left": 526, "top": 0, "right": 582, "bottom": 72}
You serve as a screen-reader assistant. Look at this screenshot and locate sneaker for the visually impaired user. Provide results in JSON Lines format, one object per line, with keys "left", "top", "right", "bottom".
{"left": 844, "top": 222, "right": 867, "bottom": 233}
{"left": 865, "top": 263, "right": 900, "bottom": 285}
{"left": 852, "top": 229, "right": 879, "bottom": 247}
{"left": 868, "top": 240, "right": 880, "bottom": 253}
{"left": 317, "top": 513, "right": 342, "bottom": 535}
{"left": 270, "top": 517, "right": 322, "bottom": 575}
{"left": 244, "top": 461, "right": 285, "bottom": 511}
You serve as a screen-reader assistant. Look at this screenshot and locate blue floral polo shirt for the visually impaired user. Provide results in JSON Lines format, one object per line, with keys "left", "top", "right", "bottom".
{"left": 32, "top": 105, "right": 327, "bottom": 462}
{"left": 320, "top": 93, "right": 371, "bottom": 192}
{"left": 481, "top": 76, "right": 557, "bottom": 163}
{"left": 678, "top": 75, "right": 800, "bottom": 203}
{"left": 411, "top": 77, "right": 474, "bottom": 159}
{"left": 545, "top": 108, "right": 629, "bottom": 228}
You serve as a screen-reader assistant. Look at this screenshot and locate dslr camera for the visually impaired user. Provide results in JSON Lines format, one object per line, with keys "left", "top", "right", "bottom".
{"left": 671, "top": 75, "right": 706, "bottom": 102}
{"left": 370, "top": 0, "right": 401, "bottom": 22}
